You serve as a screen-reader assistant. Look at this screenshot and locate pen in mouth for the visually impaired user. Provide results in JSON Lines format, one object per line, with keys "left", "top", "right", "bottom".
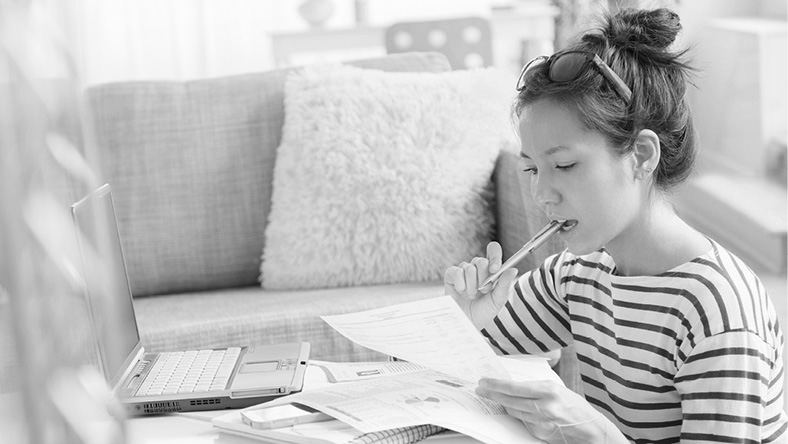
{"left": 559, "top": 219, "right": 578, "bottom": 232}
{"left": 477, "top": 219, "right": 568, "bottom": 291}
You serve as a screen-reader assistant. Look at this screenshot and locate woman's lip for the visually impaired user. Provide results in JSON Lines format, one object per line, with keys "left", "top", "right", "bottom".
{"left": 557, "top": 220, "right": 578, "bottom": 233}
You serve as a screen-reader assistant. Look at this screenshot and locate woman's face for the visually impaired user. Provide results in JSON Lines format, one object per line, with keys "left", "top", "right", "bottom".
{"left": 518, "top": 99, "right": 642, "bottom": 255}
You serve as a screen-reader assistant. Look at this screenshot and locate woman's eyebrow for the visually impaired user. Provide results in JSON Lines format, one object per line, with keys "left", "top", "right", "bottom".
{"left": 519, "top": 146, "right": 570, "bottom": 160}
{"left": 545, "top": 146, "right": 570, "bottom": 156}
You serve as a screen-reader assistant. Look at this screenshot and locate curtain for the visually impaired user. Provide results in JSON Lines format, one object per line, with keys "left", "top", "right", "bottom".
{"left": 73, "top": 0, "right": 288, "bottom": 86}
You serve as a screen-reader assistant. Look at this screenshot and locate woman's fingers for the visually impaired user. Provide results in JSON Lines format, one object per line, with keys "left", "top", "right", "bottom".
{"left": 445, "top": 243, "right": 505, "bottom": 297}
{"left": 443, "top": 243, "right": 515, "bottom": 327}
{"left": 489, "top": 268, "right": 517, "bottom": 311}
{"left": 444, "top": 262, "right": 483, "bottom": 299}
{"left": 443, "top": 266, "right": 466, "bottom": 293}
{"left": 477, "top": 377, "right": 610, "bottom": 441}
{"left": 461, "top": 262, "right": 479, "bottom": 298}
{"left": 486, "top": 242, "right": 503, "bottom": 273}
{"left": 470, "top": 256, "right": 489, "bottom": 292}
{"left": 476, "top": 378, "right": 559, "bottom": 414}
{"left": 479, "top": 378, "right": 554, "bottom": 398}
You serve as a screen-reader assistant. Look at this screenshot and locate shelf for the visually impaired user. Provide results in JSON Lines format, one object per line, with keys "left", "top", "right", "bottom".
{"left": 269, "top": 5, "right": 559, "bottom": 75}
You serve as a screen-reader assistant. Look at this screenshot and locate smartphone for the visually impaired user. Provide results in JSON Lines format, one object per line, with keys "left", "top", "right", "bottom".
{"left": 240, "top": 403, "right": 333, "bottom": 429}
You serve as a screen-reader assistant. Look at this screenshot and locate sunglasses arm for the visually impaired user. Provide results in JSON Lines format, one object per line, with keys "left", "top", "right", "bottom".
{"left": 591, "top": 54, "right": 633, "bottom": 102}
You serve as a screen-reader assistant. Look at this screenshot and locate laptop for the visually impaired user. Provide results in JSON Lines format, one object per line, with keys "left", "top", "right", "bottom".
{"left": 70, "top": 183, "right": 310, "bottom": 416}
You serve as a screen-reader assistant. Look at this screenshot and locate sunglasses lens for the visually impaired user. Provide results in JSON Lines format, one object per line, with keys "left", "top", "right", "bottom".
{"left": 549, "top": 52, "right": 588, "bottom": 83}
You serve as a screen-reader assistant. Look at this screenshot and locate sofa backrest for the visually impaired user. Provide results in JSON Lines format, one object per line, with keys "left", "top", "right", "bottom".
{"left": 84, "top": 52, "right": 452, "bottom": 297}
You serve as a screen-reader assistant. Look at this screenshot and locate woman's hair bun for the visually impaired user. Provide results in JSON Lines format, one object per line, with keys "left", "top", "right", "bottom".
{"left": 603, "top": 8, "right": 682, "bottom": 50}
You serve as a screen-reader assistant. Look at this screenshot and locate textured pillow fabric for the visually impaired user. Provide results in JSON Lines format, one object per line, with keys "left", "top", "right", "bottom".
{"left": 85, "top": 52, "right": 451, "bottom": 297}
{"left": 261, "top": 64, "right": 516, "bottom": 290}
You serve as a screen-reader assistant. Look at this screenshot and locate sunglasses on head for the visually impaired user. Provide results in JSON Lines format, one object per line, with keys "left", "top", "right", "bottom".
{"left": 516, "top": 50, "right": 632, "bottom": 103}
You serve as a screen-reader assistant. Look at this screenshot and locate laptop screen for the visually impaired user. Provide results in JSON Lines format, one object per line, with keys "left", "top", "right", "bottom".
{"left": 71, "top": 184, "right": 141, "bottom": 387}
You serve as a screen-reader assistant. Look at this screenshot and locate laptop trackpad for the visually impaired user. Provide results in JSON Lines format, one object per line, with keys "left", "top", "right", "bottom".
{"left": 233, "top": 360, "right": 292, "bottom": 392}
{"left": 240, "top": 361, "right": 279, "bottom": 373}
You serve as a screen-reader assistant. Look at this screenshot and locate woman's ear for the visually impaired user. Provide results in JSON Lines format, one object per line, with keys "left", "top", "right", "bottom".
{"left": 632, "top": 129, "right": 660, "bottom": 180}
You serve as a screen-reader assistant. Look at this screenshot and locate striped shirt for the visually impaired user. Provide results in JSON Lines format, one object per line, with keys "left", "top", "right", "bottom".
{"left": 482, "top": 240, "right": 786, "bottom": 443}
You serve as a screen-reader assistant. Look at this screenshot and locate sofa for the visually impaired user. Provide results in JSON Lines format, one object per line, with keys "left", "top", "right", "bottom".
{"left": 81, "top": 51, "right": 580, "bottom": 391}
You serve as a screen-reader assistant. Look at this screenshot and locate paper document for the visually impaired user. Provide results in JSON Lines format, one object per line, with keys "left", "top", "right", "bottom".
{"left": 213, "top": 297, "right": 564, "bottom": 444}
{"left": 309, "top": 360, "right": 426, "bottom": 383}
{"left": 221, "top": 356, "right": 559, "bottom": 444}
{"left": 213, "top": 413, "right": 448, "bottom": 444}
{"left": 321, "top": 296, "right": 508, "bottom": 382}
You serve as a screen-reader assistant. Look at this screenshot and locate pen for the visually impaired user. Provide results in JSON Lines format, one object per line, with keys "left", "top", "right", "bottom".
{"left": 477, "top": 219, "right": 566, "bottom": 291}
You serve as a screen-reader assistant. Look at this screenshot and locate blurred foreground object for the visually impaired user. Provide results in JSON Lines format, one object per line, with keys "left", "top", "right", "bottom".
{"left": 0, "top": 1, "right": 126, "bottom": 443}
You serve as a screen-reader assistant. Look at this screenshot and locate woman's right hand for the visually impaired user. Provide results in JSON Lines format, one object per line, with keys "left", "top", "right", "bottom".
{"left": 444, "top": 242, "right": 518, "bottom": 329}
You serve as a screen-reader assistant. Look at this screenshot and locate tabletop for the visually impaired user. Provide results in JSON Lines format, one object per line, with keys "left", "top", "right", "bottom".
{"left": 126, "top": 409, "right": 482, "bottom": 444}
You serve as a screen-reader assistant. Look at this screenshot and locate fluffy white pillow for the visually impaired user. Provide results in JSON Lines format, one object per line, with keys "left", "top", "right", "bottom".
{"left": 261, "top": 64, "right": 516, "bottom": 290}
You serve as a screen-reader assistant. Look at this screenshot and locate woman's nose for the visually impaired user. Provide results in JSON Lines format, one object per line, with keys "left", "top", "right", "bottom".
{"left": 532, "top": 176, "right": 560, "bottom": 208}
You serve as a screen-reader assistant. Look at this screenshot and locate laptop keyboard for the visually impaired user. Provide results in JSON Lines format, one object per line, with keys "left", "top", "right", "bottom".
{"left": 136, "top": 348, "right": 242, "bottom": 396}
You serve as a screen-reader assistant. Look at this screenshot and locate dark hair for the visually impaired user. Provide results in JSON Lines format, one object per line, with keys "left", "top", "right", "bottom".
{"left": 514, "top": 8, "right": 697, "bottom": 191}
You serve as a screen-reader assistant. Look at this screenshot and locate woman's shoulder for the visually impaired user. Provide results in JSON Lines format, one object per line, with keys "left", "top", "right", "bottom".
{"left": 661, "top": 239, "right": 780, "bottom": 344}
{"left": 663, "top": 238, "right": 763, "bottom": 295}
{"left": 528, "top": 248, "right": 615, "bottom": 288}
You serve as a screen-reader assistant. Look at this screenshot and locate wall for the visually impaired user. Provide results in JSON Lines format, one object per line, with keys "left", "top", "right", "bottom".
{"left": 674, "top": 0, "right": 787, "bottom": 178}
{"left": 74, "top": 0, "right": 495, "bottom": 86}
{"left": 676, "top": 0, "right": 786, "bottom": 46}
{"left": 669, "top": 0, "right": 787, "bottom": 277}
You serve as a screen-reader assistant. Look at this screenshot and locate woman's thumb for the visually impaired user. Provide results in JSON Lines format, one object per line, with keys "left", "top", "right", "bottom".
{"left": 490, "top": 268, "right": 517, "bottom": 309}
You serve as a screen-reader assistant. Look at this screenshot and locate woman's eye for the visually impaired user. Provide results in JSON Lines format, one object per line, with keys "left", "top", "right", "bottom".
{"left": 523, "top": 166, "right": 538, "bottom": 175}
{"left": 556, "top": 163, "right": 576, "bottom": 171}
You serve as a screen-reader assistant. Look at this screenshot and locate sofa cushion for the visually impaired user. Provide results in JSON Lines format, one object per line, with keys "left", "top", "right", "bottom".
{"left": 261, "top": 64, "right": 516, "bottom": 290}
{"left": 133, "top": 282, "right": 445, "bottom": 362}
{"left": 85, "top": 52, "right": 452, "bottom": 297}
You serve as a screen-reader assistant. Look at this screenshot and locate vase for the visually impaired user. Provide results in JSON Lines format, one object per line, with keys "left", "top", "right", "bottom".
{"left": 298, "top": 0, "right": 335, "bottom": 29}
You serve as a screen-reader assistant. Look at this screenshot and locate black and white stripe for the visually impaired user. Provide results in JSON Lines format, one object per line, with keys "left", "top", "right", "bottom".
{"left": 483, "top": 240, "right": 786, "bottom": 443}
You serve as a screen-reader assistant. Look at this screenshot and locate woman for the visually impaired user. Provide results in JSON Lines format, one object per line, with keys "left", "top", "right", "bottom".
{"left": 444, "top": 8, "right": 786, "bottom": 443}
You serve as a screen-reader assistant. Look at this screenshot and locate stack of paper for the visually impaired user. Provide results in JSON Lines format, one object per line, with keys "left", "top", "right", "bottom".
{"left": 212, "top": 296, "right": 562, "bottom": 444}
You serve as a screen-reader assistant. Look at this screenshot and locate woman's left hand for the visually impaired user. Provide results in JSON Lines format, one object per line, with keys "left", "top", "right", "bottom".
{"left": 476, "top": 378, "right": 624, "bottom": 444}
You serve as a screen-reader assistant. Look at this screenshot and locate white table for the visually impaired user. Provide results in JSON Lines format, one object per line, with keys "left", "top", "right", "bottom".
{"left": 126, "top": 363, "right": 484, "bottom": 444}
{"left": 126, "top": 410, "right": 481, "bottom": 444}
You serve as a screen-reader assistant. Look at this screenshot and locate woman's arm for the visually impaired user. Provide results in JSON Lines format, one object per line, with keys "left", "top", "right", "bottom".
{"left": 675, "top": 330, "right": 786, "bottom": 442}
{"left": 476, "top": 378, "right": 630, "bottom": 443}
{"left": 480, "top": 252, "right": 574, "bottom": 357}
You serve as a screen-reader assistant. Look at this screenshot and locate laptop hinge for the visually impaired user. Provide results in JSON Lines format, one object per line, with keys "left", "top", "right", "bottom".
{"left": 113, "top": 346, "right": 147, "bottom": 395}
